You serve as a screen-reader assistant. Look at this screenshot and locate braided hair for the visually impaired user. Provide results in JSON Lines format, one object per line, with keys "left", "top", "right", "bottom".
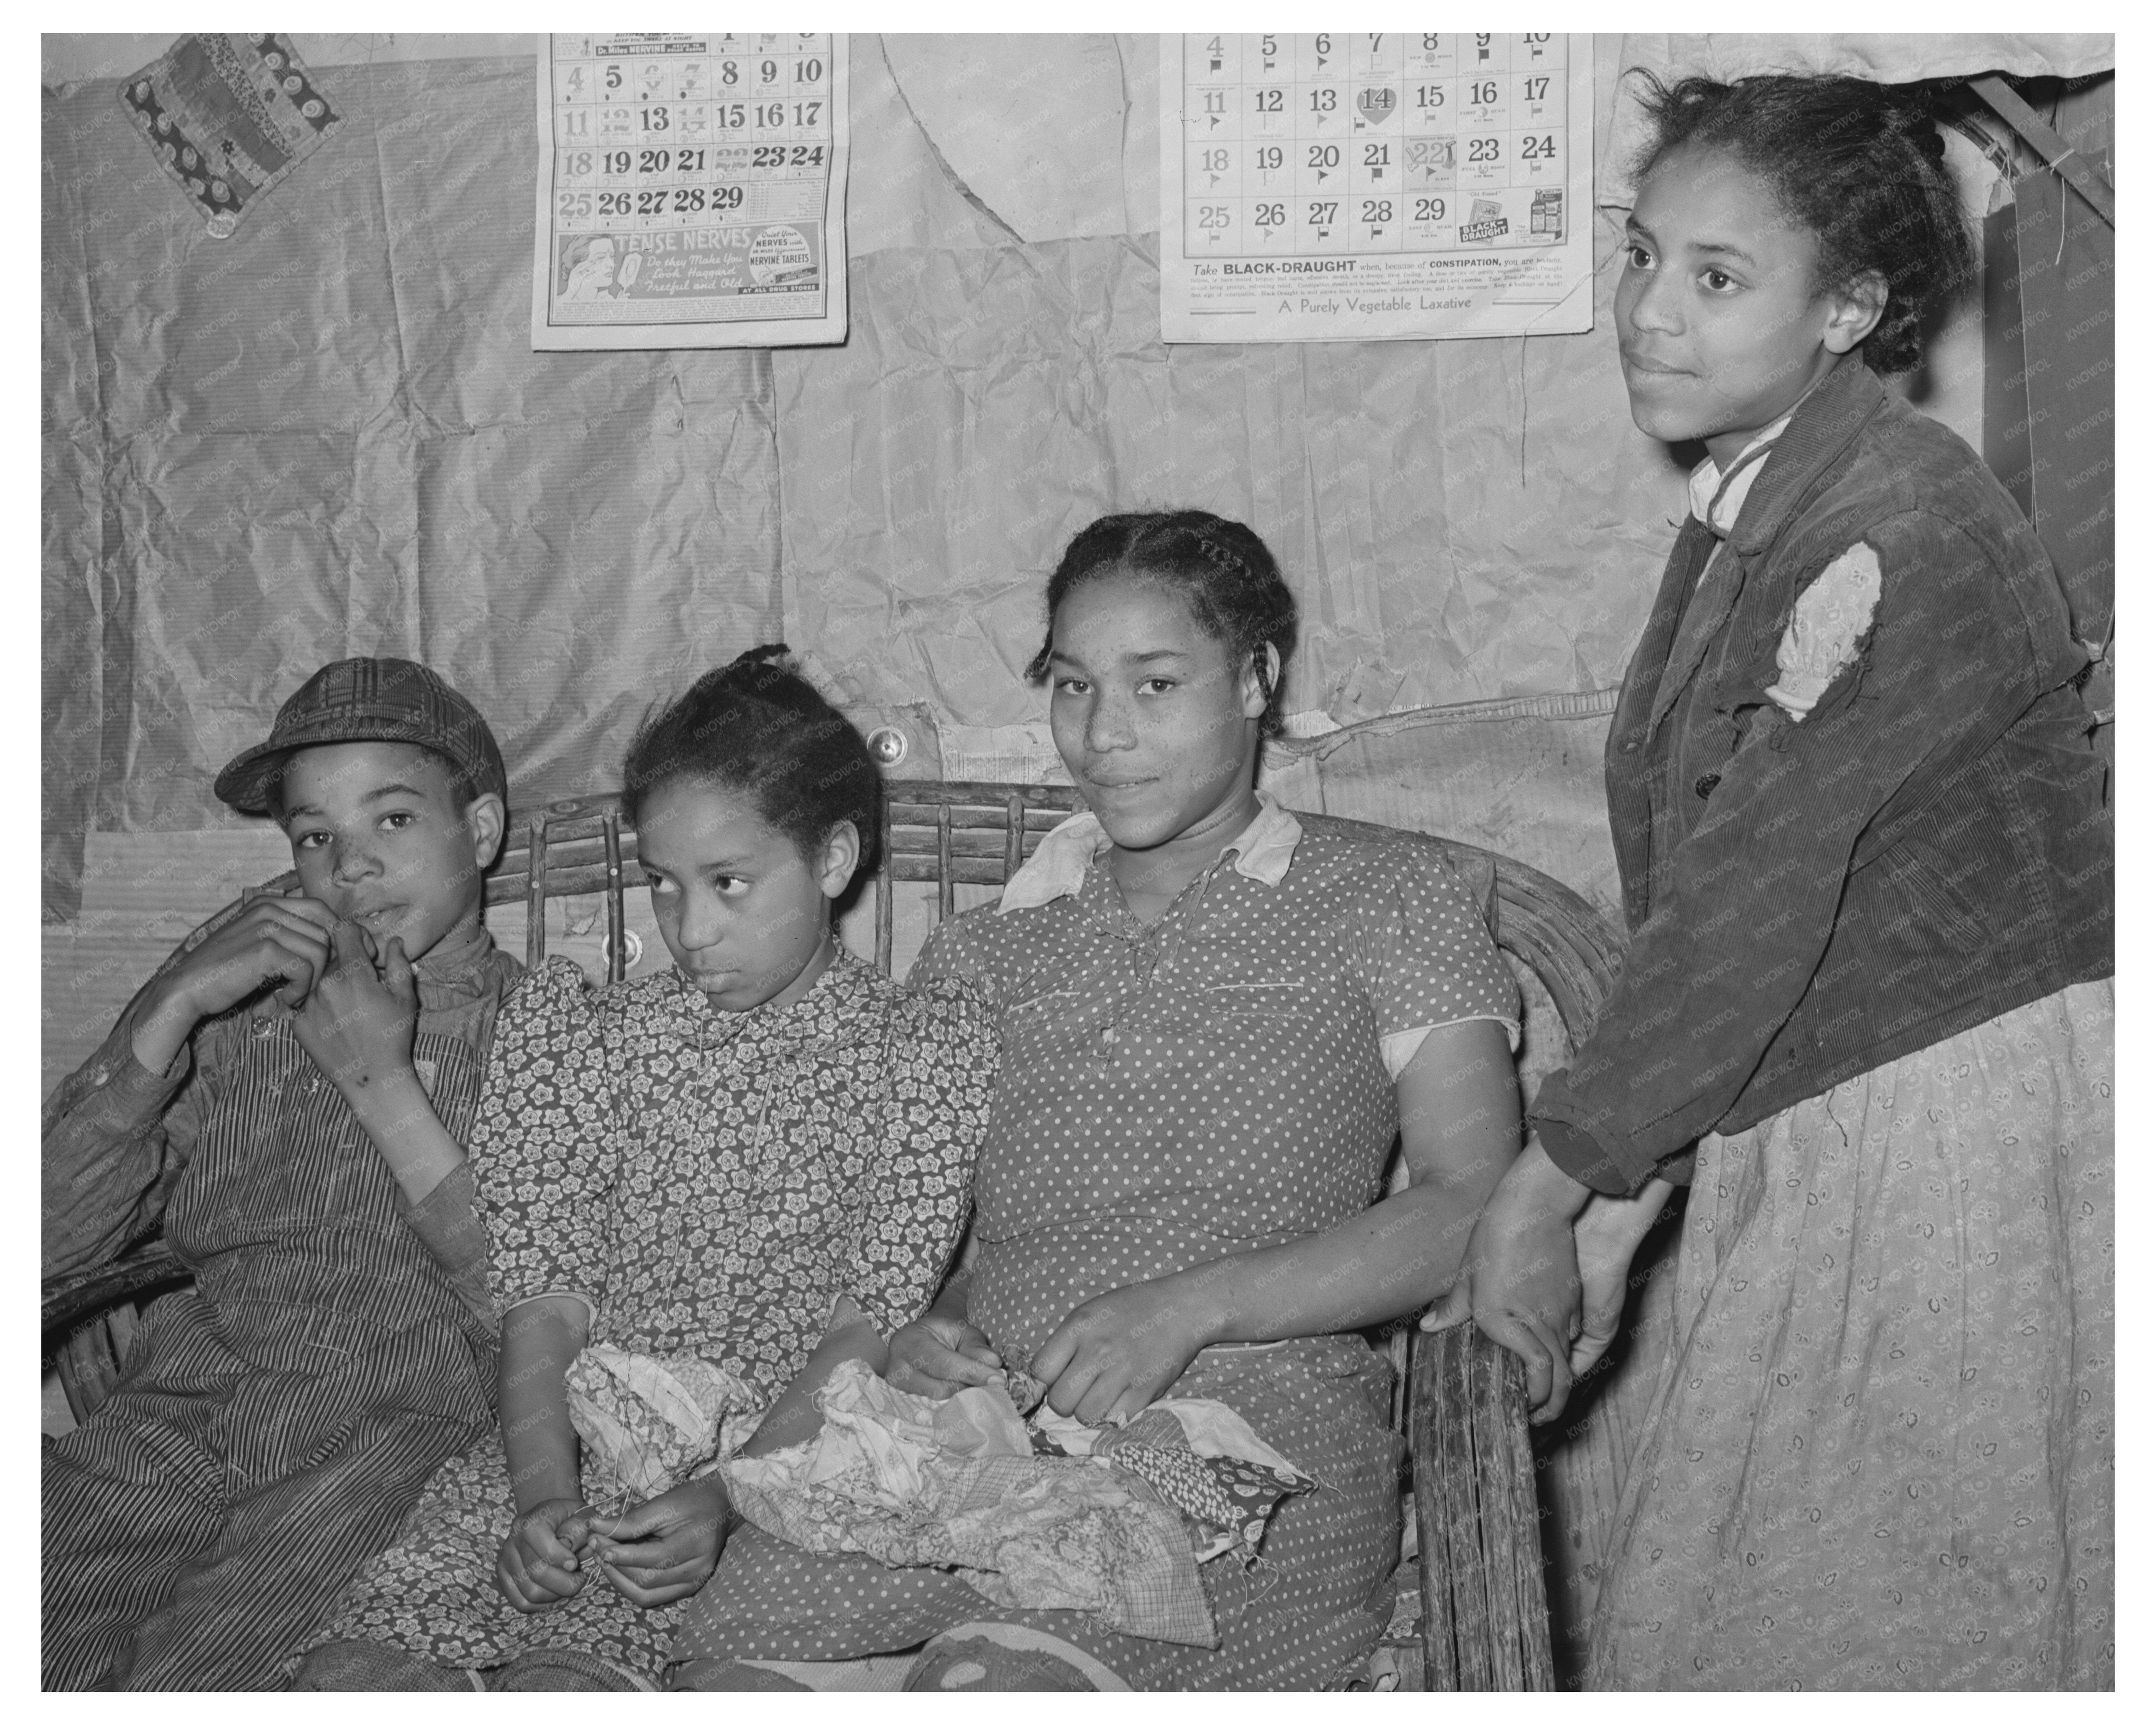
{"left": 1025, "top": 511, "right": 1300, "bottom": 739}
{"left": 1628, "top": 72, "right": 1974, "bottom": 374}
{"left": 621, "top": 645, "right": 880, "bottom": 870}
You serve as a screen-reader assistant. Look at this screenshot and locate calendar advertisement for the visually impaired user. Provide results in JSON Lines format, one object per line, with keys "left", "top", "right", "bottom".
{"left": 531, "top": 34, "right": 850, "bottom": 350}
{"left": 1161, "top": 33, "right": 1593, "bottom": 343}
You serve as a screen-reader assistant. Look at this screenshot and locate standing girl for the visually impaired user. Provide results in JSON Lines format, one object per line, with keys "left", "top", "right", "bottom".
{"left": 297, "top": 648, "right": 997, "bottom": 1690}
{"left": 1465, "top": 75, "right": 2112, "bottom": 1690}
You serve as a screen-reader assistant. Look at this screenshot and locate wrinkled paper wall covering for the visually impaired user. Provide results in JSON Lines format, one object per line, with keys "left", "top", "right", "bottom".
{"left": 781, "top": 231, "right": 1675, "bottom": 731}
{"left": 783, "top": 35, "right": 1678, "bottom": 739}
{"left": 44, "top": 52, "right": 781, "bottom": 916}
{"left": 777, "top": 30, "right": 2058, "bottom": 744}
{"left": 42, "top": 34, "right": 2105, "bottom": 1095}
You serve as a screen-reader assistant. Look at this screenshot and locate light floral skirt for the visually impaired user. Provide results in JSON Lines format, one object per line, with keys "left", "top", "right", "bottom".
{"left": 1588, "top": 980, "right": 2112, "bottom": 1690}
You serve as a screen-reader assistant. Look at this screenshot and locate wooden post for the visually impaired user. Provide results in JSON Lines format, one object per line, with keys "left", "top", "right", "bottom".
{"left": 1410, "top": 1322, "right": 1556, "bottom": 1690}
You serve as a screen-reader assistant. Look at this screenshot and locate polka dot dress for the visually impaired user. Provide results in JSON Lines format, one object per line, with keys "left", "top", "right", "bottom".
{"left": 674, "top": 813, "right": 1520, "bottom": 1689}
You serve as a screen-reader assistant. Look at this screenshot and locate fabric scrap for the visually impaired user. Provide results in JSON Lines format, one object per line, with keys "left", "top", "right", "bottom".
{"left": 563, "top": 1345, "right": 764, "bottom": 1503}
{"left": 1060, "top": 1392, "right": 1304, "bottom": 1471}
{"left": 1765, "top": 541, "right": 1883, "bottom": 722}
{"left": 1004, "top": 1365, "right": 1047, "bottom": 1415}
{"left": 1044, "top": 1399, "right": 1316, "bottom": 1565}
{"left": 118, "top": 34, "right": 340, "bottom": 238}
{"left": 724, "top": 1360, "right": 1218, "bottom": 1646}
{"left": 675, "top": 1333, "right": 1404, "bottom": 1688}
{"left": 931, "top": 1381, "right": 1035, "bottom": 1459}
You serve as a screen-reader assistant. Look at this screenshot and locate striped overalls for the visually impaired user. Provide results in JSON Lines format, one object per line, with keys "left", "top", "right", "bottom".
{"left": 42, "top": 945, "right": 516, "bottom": 1690}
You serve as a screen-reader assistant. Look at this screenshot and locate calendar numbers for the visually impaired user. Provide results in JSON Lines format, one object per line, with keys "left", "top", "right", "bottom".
{"left": 551, "top": 32, "right": 834, "bottom": 243}
{"left": 540, "top": 32, "right": 845, "bottom": 340}
{"left": 1181, "top": 31, "right": 1569, "bottom": 257}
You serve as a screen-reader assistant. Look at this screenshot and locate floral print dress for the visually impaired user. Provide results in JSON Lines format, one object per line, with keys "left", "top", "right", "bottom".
{"left": 305, "top": 950, "right": 997, "bottom": 1683}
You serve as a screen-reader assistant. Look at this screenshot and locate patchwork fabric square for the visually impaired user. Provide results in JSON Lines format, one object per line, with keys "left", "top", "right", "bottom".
{"left": 118, "top": 34, "right": 340, "bottom": 239}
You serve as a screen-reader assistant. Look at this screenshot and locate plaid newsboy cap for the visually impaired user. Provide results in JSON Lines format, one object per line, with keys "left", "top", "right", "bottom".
{"left": 212, "top": 657, "right": 508, "bottom": 816}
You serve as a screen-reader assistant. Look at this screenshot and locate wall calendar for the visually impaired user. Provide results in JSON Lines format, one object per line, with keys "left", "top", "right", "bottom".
{"left": 532, "top": 32, "right": 850, "bottom": 350}
{"left": 1160, "top": 32, "right": 1593, "bottom": 342}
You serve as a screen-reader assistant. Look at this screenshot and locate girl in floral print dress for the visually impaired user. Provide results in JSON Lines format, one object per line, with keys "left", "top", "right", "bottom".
{"left": 295, "top": 649, "right": 997, "bottom": 1691}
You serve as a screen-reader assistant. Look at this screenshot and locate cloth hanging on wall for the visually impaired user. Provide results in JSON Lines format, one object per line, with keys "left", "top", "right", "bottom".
{"left": 118, "top": 34, "right": 340, "bottom": 239}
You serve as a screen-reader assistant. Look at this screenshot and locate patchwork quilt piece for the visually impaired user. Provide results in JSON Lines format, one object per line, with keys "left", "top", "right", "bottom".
{"left": 1025, "top": 1395, "right": 1316, "bottom": 1567}
{"left": 118, "top": 34, "right": 340, "bottom": 238}
{"left": 563, "top": 1344, "right": 765, "bottom": 1504}
{"left": 724, "top": 1360, "right": 1315, "bottom": 1646}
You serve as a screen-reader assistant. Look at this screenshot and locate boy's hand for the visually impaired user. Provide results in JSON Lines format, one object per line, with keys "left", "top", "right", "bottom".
{"left": 568, "top": 1478, "right": 732, "bottom": 1609}
{"left": 132, "top": 898, "right": 339, "bottom": 1075}
{"left": 292, "top": 923, "right": 421, "bottom": 1106}
{"left": 496, "top": 1497, "right": 590, "bottom": 1612}
{"left": 1032, "top": 1277, "right": 1215, "bottom": 1427}
{"left": 886, "top": 1313, "right": 1003, "bottom": 1401}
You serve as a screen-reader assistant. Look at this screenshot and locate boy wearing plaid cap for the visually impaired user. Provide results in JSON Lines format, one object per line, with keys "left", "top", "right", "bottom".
{"left": 43, "top": 658, "right": 523, "bottom": 1690}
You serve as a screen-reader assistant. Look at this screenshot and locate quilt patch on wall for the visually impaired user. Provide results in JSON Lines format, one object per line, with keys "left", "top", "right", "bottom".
{"left": 118, "top": 34, "right": 340, "bottom": 239}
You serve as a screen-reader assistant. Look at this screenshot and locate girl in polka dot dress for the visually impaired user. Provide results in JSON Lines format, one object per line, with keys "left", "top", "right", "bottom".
{"left": 296, "top": 651, "right": 997, "bottom": 1690}
{"left": 672, "top": 513, "right": 1525, "bottom": 1691}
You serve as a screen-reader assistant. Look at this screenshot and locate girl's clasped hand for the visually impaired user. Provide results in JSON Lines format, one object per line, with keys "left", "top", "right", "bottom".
{"left": 495, "top": 1497, "right": 588, "bottom": 1613}
{"left": 491, "top": 1461, "right": 770, "bottom": 1624}
{"left": 497, "top": 1480, "right": 732, "bottom": 1613}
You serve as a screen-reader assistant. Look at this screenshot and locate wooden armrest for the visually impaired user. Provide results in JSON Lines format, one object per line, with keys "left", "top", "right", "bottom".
{"left": 42, "top": 1242, "right": 190, "bottom": 1354}
{"left": 1410, "top": 1320, "right": 1556, "bottom": 1691}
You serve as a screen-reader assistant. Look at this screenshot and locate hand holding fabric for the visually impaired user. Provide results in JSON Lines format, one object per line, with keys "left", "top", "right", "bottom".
{"left": 885, "top": 1311, "right": 1003, "bottom": 1401}
{"left": 1032, "top": 1276, "right": 1215, "bottom": 1426}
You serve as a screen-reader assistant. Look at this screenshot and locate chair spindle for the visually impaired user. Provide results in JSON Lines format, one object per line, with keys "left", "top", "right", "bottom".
{"left": 525, "top": 815, "right": 548, "bottom": 967}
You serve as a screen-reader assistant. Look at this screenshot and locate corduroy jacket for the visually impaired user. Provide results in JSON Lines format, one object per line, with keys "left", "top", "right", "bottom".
{"left": 1530, "top": 357, "right": 2112, "bottom": 1195}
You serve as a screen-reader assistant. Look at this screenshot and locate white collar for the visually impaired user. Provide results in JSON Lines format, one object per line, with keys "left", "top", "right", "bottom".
{"left": 1686, "top": 410, "right": 1793, "bottom": 539}
{"left": 996, "top": 792, "right": 1304, "bottom": 913}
